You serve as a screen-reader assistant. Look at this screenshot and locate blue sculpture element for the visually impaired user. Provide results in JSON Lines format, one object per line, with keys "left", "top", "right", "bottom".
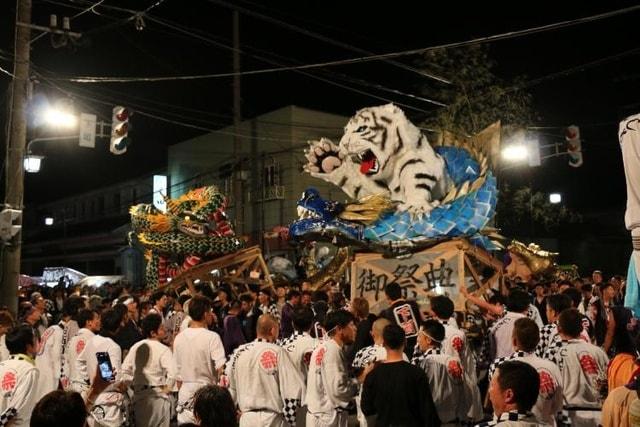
{"left": 290, "top": 146, "right": 499, "bottom": 253}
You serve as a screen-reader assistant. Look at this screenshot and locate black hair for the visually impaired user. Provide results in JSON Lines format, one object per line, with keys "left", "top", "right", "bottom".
{"left": 189, "top": 295, "right": 212, "bottom": 322}
{"left": 77, "top": 309, "right": 98, "bottom": 329}
{"left": 495, "top": 361, "right": 539, "bottom": 412}
{"left": 292, "top": 307, "right": 314, "bottom": 332}
{"left": 421, "top": 319, "right": 445, "bottom": 343}
{"left": 430, "top": 295, "right": 454, "bottom": 319}
{"left": 239, "top": 293, "right": 254, "bottom": 304}
{"left": 311, "top": 290, "right": 328, "bottom": 303}
{"left": 513, "top": 318, "right": 540, "bottom": 352}
{"left": 101, "top": 307, "right": 126, "bottom": 335}
{"left": 150, "top": 291, "right": 166, "bottom": 305}
{"left": 6, "top": 325, "right": 34, "bottom": 354}
{"left": 561, "top": 287, "right": 582, "bottom": 308}
{"left": 505, "top": 289, "right": 530, "bottom": 313}
{"left": 287, "top": 290, "right": 301, "bottom": 301}
{"left": 546, "top": 294, "right": 572, "bottom": 314}
{"left": 611, "top": 306, "right": 636, "bottom": 354}
{"left": 30, "top": 390, "right": 87, "bottom": 427}
{"left": 382, "top": 324, "right": 406, "bottom": 350}
{"left": 141, "top": 313, "right": 163, "bottom": 338}
{"left": 323, "top": 309, "right": 354, "bottom": 334}
{"left": 384, "top": 283, "right": 402, "bottom": 301}
{"left": 178, "top": 294, "right": 191, "bottom": 306}
{"left": 599, "top": 282, "right": 614, "bottom": 292}
{"left": 558, "top": 308, "right": 582, "bottom": 338}
{"left": 581, "top": 283, "right": 593, "bottom": 293}
{"left": 193, "top": 385, "right": 238, "bottom": 427}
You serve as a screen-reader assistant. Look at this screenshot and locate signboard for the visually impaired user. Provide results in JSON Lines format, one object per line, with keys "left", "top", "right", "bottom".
{"left": 78, "top": 113, "right": 97, "bottom": 148}
{"left": 153, "top": 175, "right": 168, "bottom": 212}
{"left": 350, "top": 239, "right": 504, "bottom": 315}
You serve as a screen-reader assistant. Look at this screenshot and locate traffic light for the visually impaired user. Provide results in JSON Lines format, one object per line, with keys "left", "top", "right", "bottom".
{"left": 565, "top": 125, "right": 583, "bottom": 167}
{"left": 110, "top": 106, "right": 131, "bottom": 155}
{"left": 0, "top": 209, "right": 22, "bottom": 242}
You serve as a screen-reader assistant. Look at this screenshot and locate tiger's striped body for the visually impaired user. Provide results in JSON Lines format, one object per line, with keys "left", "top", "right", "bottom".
{"left": 305, "top": 104, "right": 451, "bottom": 215}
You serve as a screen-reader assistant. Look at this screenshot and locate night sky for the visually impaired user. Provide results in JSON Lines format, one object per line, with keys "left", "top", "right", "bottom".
{"left": 1, "top": 0, "right": 639, "bottom": 218}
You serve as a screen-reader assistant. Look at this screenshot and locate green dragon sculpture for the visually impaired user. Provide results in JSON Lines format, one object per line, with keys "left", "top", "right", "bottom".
{"left": 130, "top": 186, "right": 244, "bottom": 288}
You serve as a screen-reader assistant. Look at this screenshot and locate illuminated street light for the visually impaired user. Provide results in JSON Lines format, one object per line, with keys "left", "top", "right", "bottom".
{"left": 549, "top": 193, "right": 562, "bottom": 204}
{"left": 43, "top": 107, "right": 78, "bottom": 128}
{"left": 501, "top": 145, "right": 529, "bottom": 162}
{"left": 23, "top": 154, "right": 44, "bottom": 173}
{"left": 44, "top": 217, "right": 54, "bottom": 226}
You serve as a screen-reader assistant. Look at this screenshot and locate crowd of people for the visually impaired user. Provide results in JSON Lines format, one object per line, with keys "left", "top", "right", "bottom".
{"left": 0, "top": 269, "right": 637, "bottom": 427}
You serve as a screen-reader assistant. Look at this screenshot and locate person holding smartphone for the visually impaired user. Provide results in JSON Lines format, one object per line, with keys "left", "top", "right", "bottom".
{"left": 119, "top": 313, "right": 175, "bottom": 427}
{"left": 76, "top": 306, "right": 128, "bottom": 426}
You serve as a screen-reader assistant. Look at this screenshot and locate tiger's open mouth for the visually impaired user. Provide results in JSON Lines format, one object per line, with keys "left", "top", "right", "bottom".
{"left": 353, "top": 150, "right": 379, "bottom": 175}
{"left": 297, "top": 206, "right": 322, "bottom": 220}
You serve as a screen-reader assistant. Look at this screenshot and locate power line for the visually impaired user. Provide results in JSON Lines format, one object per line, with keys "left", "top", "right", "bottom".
{"left": 44, "top": 4, "right": 640, "bottom": 83}
{"left": 35, "top": 0, "right": 446, "bottom": 110}
{"left": 30, "top": 0, "right": 108, "bottom": 44}
{"left": 204, "top": 0, "right": 451, "bottom": 84}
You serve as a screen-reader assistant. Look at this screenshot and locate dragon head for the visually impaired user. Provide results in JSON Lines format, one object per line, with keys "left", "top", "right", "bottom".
{"left": 339, "top": 104, "right": 422, "bottom": 178}
{"left": 130, "top": 186, "right": 235, "bottom": 238}
{"left": 296, "top": 188, "right": 344, "bottom": 222}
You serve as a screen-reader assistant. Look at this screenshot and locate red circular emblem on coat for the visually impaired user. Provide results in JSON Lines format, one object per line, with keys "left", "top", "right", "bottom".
{"left": 37, "top": 328, "right": 55, "bottom": 356}
{"left": 451, "top": 336, "right": 464, "bottom": 353}
{"left": 579, "top": 353, "right": 598, "bottom": 376}
{"left": 447, "top": 360, "right": 463, "bottom": 382}
{"left": 259, "top": 350, "right": 278, "bottom": 373}
{"left": 76, "top": 339, "right": 86, "bottom": 355}
{"left": 538, "top": 369, "right": 556, "bottom": 400}
{"left": 1, "top": 371, "right": 17, "bottom": 392}
{"left": 315, "top": 347, "right": 326, "bottom": 366}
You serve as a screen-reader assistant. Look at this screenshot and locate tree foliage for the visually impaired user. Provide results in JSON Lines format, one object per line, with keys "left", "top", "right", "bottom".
{"left": 418, "top": 45, "right": 536, "bottom": 136}
{"left": 496, "top": 185, "right": 581, "bottom": 237}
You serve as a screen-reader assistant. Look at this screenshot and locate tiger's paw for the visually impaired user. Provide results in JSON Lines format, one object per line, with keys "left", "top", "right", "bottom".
{"left": 304, "top": 138, "right": 344, "bottom": 175}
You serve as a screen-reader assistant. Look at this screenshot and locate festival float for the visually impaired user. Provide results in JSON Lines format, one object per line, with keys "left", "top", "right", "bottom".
{"left": 129, "top": 186, "right": 274, "bottom": 294}
{"left": 289, "top": 103, "right": 507, "bottom": 312}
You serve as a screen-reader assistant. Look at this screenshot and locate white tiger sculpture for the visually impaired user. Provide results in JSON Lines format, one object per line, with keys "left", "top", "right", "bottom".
{"left": 304, "top": 104, "right": 452, "bottom": 216}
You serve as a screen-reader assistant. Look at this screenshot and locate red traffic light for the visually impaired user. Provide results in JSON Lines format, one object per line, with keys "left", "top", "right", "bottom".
{"left": 114, "top": 107, "right": 131, "bottom": 122}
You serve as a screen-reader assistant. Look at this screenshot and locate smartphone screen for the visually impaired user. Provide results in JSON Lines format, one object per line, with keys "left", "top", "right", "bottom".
{"left": 96, "top": 352, "right": 115, "bottom": 381}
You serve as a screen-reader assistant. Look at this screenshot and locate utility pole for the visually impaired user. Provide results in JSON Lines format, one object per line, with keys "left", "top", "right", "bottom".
{"left": 3, "top": 0, "right": 32, "bottom": 315}
{"left": 232, "top": 10, "right": 244, "bottom": 236}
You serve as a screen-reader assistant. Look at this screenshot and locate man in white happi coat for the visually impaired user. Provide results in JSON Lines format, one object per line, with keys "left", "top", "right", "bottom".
{"left": 429, "top": 295, "right": 483, "bottom": 422}
{"left": 413, "top": 319, "right": 468, "bottom": 426}
{"left": 120, "top": 313, "right": 175, "bottom": 427}
{"left": 0, "top": 326, "right": 39, "bottom": 427}
{"left": 306, "top": 309, "right": 359, "bottom": 427}
{"left": 489, "top": 290, "right": 531, "bottom": 360}
{"left": 278, "top": 306, "right": 318, "bottom": 427}
{"left": 543, "top": 309, "right": 609, "bottom": 427}
{"left": 489, "top": 318, "right": 563, "bottom": 426}
{"left": 226, "top": 314, "right": 305, "bottom": 427}
{"left": 351, "top": 317, "right": 393, "bottom": 427}
{"left": 279, "top": 306, "right": 318, "bottom": 384}
{"left": 172, "top": 295, "right": 226, "bottom": 425}
{"left": 534, "top": 294, "right": 572, "bottom": 358}
{"left": 35, "top": 295, "right": 85, "bottom": 399}
{"left": 478, "top": 360, "right": 547, "bottom": 427}
{"left": 76, "top": 306, "right": 129, "bottom": 427}
{"left": 68, "top": 308, "right": 101, "bottom": 392}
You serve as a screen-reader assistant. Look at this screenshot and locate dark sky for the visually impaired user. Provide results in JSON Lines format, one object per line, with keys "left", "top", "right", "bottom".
{"left": 1, "top": 0, "right": 639, "bottom": 217}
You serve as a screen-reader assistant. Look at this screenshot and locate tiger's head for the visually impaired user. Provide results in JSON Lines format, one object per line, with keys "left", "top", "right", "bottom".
{"left": 339, "top": 104, "right": 424, "bottom": 178}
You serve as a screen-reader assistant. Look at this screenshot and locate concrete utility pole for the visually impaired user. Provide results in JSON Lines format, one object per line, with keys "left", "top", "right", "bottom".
{"left": 3, "top": 0, "right": 32, "bottom": 315}
{"left": 232, "top": 10, "right": 244, "bottom": 236}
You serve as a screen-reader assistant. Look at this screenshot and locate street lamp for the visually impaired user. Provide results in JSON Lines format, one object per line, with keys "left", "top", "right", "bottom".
{"left": 501, "top": 144, "right": 529, "bottom": 162}
{"left": 43, "top": 107, "right": 77, "bottom": 129}
{"left": 549, "top": 193, "right": 562, "bottom": 204}
{"left": 44, "top": 216, "right": 54, "bottom": 226}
